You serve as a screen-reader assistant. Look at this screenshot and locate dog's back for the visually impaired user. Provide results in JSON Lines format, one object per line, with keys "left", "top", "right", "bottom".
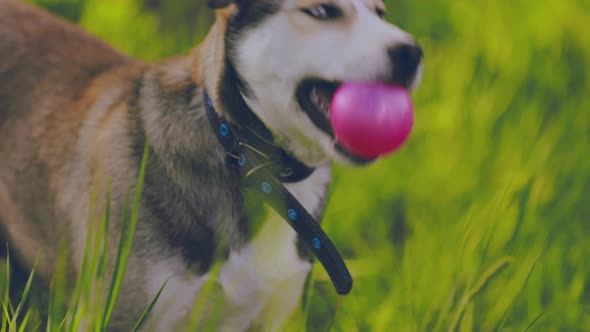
{"left": 0, "top": 0, "right": 133, "bottom": 275}
{"left": 0, "top": 0, "right": 130, "bottom": 111}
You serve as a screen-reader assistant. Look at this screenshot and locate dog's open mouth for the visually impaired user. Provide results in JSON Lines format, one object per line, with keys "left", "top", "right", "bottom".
{"left": 296, "top": 79, "right": 376, "bottom": 165}
{"left": 296, "top": 79, "right": 339, "bottom": 136}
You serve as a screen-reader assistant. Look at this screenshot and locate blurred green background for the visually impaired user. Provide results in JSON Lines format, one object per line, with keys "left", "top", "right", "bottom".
{"left": 25, "top": 0, "right": 590, "bottom": 330}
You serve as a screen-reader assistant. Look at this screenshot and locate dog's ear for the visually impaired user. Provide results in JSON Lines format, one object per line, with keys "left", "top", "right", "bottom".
{"left": 207, "top": 0, "right": 234, "bottom": 9}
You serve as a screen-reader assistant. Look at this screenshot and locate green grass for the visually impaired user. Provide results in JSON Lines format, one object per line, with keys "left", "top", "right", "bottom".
{"left": 0, "top": 139, "right": 151, "bottom": 332}
{"left": 6, "top": 0, "right": 590, "bottom": 330}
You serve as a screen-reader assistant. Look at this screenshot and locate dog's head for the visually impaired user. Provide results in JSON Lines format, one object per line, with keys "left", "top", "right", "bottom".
{"left": 206, "top": 0, "right": 423, "bottom": 166}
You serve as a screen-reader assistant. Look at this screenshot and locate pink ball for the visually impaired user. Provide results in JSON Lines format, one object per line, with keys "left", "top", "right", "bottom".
{"left": 330, "top": 82, "right": 414, "bottom": 159}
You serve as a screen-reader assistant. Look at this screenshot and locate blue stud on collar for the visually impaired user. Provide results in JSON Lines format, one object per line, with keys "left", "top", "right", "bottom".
{"left": 219, "top": 124, "right": 229, "bottom": 137}
{"left": 238, "top": 153, "right": 246, "bottom": 166}
{"left": 261, "top": 182, "right": 272, "bottom": 193}
{"left": 312, "top": 237, "right": 321, "bottom": 249}
{"left": 288, "top": 209, "right": 297, "bottom": 220}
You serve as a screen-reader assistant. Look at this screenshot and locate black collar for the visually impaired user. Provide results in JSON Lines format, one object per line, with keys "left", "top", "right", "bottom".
{"left": 204, "top": 94, "right": 315, "bottom": 183}
{"left": 204, "top": 91, "right": 352, "bottom": 295}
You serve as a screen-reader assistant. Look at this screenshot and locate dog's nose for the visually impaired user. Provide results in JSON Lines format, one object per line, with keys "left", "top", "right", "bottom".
{"left": 387, "top": 43, "right": 423, "bottom": 87}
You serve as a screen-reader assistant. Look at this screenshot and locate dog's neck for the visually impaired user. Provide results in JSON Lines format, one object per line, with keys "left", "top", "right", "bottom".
{"left": 201, "top": 90, "right": 352, "bottom": 295}
{"left": 135, "top": 52, "right": 351, "bottom": 293}
{"left": 132, "top": 54, "right": 313, "bottom": 267}
{"left": 190, "top": 12, "right": 315, "bottom": 182}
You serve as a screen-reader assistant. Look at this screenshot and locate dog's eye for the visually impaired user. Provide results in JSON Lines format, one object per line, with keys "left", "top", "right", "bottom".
{"left": 376, "top": 8, "right": 386, "bottom": 20}
{"left": 301, "top": 4, "right": 343, "bottom": 20}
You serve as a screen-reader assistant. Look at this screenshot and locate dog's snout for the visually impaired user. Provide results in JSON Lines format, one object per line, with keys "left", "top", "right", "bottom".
{"left": 387, "top": 43, "right": 423, "bottom": 87}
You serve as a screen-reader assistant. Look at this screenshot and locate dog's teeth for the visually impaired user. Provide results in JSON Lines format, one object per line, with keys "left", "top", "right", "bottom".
{"left": 310, "top": 87, "right": 329, "bottom": 113}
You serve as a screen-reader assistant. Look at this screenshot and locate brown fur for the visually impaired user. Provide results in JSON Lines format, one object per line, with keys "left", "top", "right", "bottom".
{"left": 0, "top": 0, "right": 137, "bottom": 275}
{"left": 0, "top": 0, "right": 233, "bottom": 328}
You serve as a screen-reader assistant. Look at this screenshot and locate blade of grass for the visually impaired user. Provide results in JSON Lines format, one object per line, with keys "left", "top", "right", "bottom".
{"left": 49, "top": 238, "right": 72, "bottom": 332}
{"left": 2, "top": 304, "right": 11, "bottom": 332}
{"left": 54, "top": 313, "right": 68, "bottom": 332}
{"left": 81, "top": 192, "right": 109, "bottom": 332}
{"left": 92, "top": 187, "right": 131, "bottom": 330}
{"left": 29, "top": 321, "right": 42, "bottom": 332}
{"left": 96, "top": 189, "right": 112, "bottom": 281}
{"left": 523, "top": 312, "right": 544, "bottom": 332}
{"left": 45, "top": 288, "right": 52, "bottom": 332}
{"left": 130, "top": 280, "right": 168, "bottom": 332}
{"left": 101, "top": 136, "right": 150, "bottom": 330}
{"left": 5, "top": 254, "right": 15, "bottom": 316}
{"left": 448, "top": 257, "right": 512, "bottom": 332}
{"left": 202, "top": 292, "right": 225, "bottom": 332}
{"left": 16, "top": 311, "right": 30, "bottom": 332}
{"left": 3, "top": 251, "right": 11, "bottom": 331}
{"left": 185, "top": 262, "right": 223, "bottom": 331}
{"left": 10, "top": 260, "right": 37, "bottom": 332}
{"left": 458, "top": 302, "right": 474, "bottom": 332}
{"left": 67, "top": 183, "right": 102, "bottom": 331}
{"left": 100, "top": 189, "right": 133, "bottom": 330}
{"left": 495, "top": 258, "right": 539, "bottom": 331}
{"left": 87, "top": 189, "right": 112, "bottom": 331}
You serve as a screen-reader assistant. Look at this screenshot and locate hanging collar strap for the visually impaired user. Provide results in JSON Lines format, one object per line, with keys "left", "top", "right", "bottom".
{"left": 204, "top": 91, "right": 352, "bottom": 295}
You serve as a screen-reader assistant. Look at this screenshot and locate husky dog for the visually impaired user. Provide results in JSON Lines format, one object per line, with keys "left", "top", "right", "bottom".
{"left": 0, "top": 0, "right": 423, "bottom": 330}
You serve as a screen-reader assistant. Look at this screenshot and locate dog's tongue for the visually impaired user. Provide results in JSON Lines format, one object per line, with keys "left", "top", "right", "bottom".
{"left": 330, "top": 82, "right": 414, "bottom": 159}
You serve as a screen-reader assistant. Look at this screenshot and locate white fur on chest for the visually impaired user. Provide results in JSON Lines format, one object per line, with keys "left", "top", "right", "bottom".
{"left": 144, "top": 165, "right": 331, "bottom": 331}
